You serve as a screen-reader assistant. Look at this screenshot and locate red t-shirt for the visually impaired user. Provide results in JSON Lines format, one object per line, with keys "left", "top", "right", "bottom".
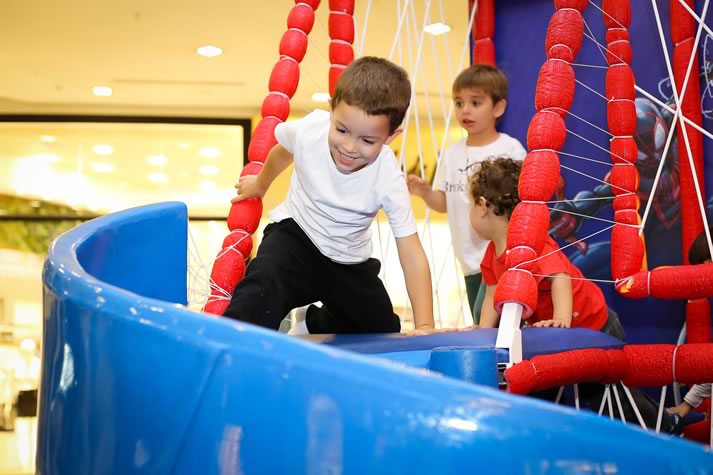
{"left": 480, "top": 236, "right": 608, "bottom": 330}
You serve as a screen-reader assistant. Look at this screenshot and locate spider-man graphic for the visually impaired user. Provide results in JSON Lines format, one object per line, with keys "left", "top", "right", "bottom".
{"left": 550, "top": 62, "right": 713, "bottom": 280}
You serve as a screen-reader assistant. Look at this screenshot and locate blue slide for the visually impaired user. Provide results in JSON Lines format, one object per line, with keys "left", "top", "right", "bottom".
{"left": 38, "top": 202, "right": 713, "bottom": 474}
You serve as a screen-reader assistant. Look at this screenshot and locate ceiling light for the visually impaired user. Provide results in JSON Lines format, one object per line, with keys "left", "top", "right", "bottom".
{"left": 40, "top": 135, "right": 57, "bottom": 143}
{"left": 148, "top": 172, "right": 168, "bottom": 183}
{"left": 197, "top": 45, "right": 223, "bottom": 57}
{"left": 199, "top": 165, "right": 220, "bottom": 176}
{"left": 89, "top": 161, "right": 114, "bottom": 173}
{"left": 92, "top": 144, "right": 114, "bottom": 155}
{"left": 424, "top": 22, "right": 451, "bottom": 35}
{"left": 147, "top": 154, "right": 168, "bottom": 165}
{"left": 198, "top": 181, "right": 217, "bottom": 191}
{"left": 93, "top": 86, "right": 113, "bottom": 97}
{"left": 199, "top": 147, "right": 221, "bottom": 158}
{"left": 311, "top": 92, "right": 330, "bottom": 103}
{"left": 20, "top": 338, "right": 37, "bottom": 352}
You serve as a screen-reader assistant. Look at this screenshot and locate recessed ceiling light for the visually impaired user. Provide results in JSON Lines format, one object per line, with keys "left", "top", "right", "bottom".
{"left": 147, "top": 154, "right": 168, "bottom": 165}
{"left": 89, "top": 161, "right": 114, "bottom": 173}
{"left": 424, "top": 22, "right": 451, "bottom": 35}
{"left": 199, "top": 165, "right": 220, "bottom": 176}
{"left": 148, "top": 172, "right": 168, "bottom": 183}
{"left": 311, "top": 92, "right": 330, "bottom": 103}
{"left": 198, "top": 181, "right": 217, "bottom": 191}
{"left": 40, "top": 135, "right": 57, "bottom": 143}
{"left": 20, "top": 338, "right": 36, "bottom": 352}
{"left": 199, "top": 147, "right": 221, "bottom": 158}
{"left": 92, "top": 144, "right": 114, "bottom": 155}
{"left": 93, "top": 86, "right": 113, "bottom": 97}
{"left": 197, "top": 45, "right": 223, "bottom": 57}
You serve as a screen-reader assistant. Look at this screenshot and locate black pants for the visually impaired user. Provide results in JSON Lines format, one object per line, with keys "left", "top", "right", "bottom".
{"left": 534, "top": 309, "right": 676, "bottom": 432}
{"left": 223, "top": 219, "right": 400, "bottom": 334}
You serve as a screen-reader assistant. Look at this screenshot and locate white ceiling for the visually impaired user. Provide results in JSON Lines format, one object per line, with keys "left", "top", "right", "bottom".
{"left": 0, "top": 0, "right": 471, "bottom": 117}
{"left": 0, "top": 0, "right": 472, "bottom": 217}
{"left": 0, "top": 1, "right": 472, "bottom": 324}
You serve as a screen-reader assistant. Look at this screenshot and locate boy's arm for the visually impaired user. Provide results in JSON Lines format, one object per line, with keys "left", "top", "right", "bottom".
{"left": 478, "top": 284, "right": 499, "bottom": 328}
{"left": 532, "top": 272, "right": 572, "bottom": 328}
{"left": 232, "top": 144, "right": 293, "bottom": 202}
{"left": 668, "top": 383, "right": 712, "bottom": 417}
{"left": 395, "top": 233, "right": 435, "bottom": 333}
{"left": 406, "top": 175, "right": 447, "bottom": 212}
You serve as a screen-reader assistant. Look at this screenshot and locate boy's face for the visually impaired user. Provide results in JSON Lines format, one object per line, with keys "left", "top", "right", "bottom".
{"left": 469, "top": 197, "right": 491, "bottom": 240}
{"left": 328, "top": 101, "right": 397, "bottom": 174}
{"left": 453, "top": 88, "right": 505, "bottom": 138}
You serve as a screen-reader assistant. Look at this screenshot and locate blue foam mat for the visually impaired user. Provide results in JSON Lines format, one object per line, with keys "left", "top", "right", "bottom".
{"left": 301, "top": 327, "right": 624, "bottom": 361}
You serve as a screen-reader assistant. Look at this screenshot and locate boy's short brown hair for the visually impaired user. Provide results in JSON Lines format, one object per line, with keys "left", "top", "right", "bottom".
{"left": 453, "top": 64, "right": 508, "bottom": 105}
{"left": 688, "top": 230, "right": 712, "bottom": 265}
{"left": 469, "top": 156, "right": 521, "bottom": 219}
{"left": 331, "top": 56, "right": 411, "bottom": 134}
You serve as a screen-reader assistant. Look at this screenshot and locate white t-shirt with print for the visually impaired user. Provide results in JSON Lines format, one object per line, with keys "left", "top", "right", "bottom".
{"left": 433, "top": 133, "right": 527, "bottom": 275}
{"left": 270, "top": 110, "right": 417, "bottom": 264}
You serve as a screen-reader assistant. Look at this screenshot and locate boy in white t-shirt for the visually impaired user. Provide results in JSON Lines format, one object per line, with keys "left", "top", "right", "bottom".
{"left": 224, "top": 57, "right": 435, "bottom": 335}
{"left": 408, "top": 65, "right": 526, "bottom": 324}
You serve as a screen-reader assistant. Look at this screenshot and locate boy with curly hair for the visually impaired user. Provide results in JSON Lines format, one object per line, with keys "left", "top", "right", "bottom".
{"left": 469, "top": 157, "right": 623, "bottom": 335}
{"left": 468, "top": 157, "right": 686, "bottom": 432}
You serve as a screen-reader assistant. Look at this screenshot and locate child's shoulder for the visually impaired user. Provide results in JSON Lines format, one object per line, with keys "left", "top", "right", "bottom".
{"left": 289, "top": 110, "right": 330, "bottom": 141}
{"left": 444, "top": 138, "right": 468, "bottom": 155}
{"left": 302, "top": 109, "right": 330, "bottom": 125}
{"left": 492, "top": 132, "right": 527, "bottom": 158}
{"left": 493, "top": 132, "right": 523, "bottom": 147}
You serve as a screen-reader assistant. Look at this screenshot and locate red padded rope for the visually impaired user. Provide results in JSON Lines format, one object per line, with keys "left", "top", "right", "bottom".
{"left": 469, "top": 0, "right": 496, "bottom": 65}
{"left": 204, "top": 1, "right": 323, "bottom": 315}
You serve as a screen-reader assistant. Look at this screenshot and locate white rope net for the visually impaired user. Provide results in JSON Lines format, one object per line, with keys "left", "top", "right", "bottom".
{"left": 181, "top": 0, "right": 713, "bottom": 443}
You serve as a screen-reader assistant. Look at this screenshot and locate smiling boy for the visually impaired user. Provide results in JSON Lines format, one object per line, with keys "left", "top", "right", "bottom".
{"left": 224, "top": 57, "right": 435, "bottom": 335}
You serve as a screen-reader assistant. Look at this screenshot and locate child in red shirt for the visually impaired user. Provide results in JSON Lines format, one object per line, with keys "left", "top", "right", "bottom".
{"left": 468, "top": 157, "right": 683, "bottom": 432}
{"left": 470, "top": 157, "right": 622, "bottom": 337}
{"left": 480, "top": 235, "right": 608, "bottom": 330}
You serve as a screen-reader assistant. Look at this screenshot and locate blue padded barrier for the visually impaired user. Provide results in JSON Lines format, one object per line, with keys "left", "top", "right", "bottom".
{"left": 38, "top": 202, "right": 713, "bottom": 474}
{"left": 430, "top": 347, "right": 498, "bottom": 387}
{"left": 302, "top": 327, "right": 624, "bottom": 363}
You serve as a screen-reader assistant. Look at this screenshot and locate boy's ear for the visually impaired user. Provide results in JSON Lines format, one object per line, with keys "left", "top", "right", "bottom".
{"left": 385, "top": 127, "right": 403, "bottom": 145}
{"left": 494, "top": 99, "right": 507, "bottom": 119}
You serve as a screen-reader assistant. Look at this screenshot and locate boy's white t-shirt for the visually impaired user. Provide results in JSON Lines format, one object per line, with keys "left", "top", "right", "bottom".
{"left": 270, "top": 110, "right": 417, "bottom": 264}
{"left": 433, "top": 133, "right": 527, "bottom": 276}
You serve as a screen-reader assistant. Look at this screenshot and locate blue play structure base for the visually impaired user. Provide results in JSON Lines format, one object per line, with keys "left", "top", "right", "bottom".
{"left": 38, "top": 202, "right": 713, "bottom": 474}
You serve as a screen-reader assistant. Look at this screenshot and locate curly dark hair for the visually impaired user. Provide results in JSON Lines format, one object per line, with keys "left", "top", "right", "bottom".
{"left": 469, "top": 156, "right": 521, "bottom": 219}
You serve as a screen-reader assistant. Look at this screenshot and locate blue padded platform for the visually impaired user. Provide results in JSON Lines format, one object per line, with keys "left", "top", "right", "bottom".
{"left": 301, "top": 327, "right": 624, "bottom": 361}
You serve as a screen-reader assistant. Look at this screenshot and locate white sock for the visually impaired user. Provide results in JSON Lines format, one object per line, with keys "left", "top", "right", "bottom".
{"left": 287, "top": 318, "right": 309, "bottom": 336}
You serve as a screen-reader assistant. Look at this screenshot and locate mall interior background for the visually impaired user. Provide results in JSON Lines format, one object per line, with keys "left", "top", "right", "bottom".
{"left": 0, "top": 1, "right": 481, "bottom": 472}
